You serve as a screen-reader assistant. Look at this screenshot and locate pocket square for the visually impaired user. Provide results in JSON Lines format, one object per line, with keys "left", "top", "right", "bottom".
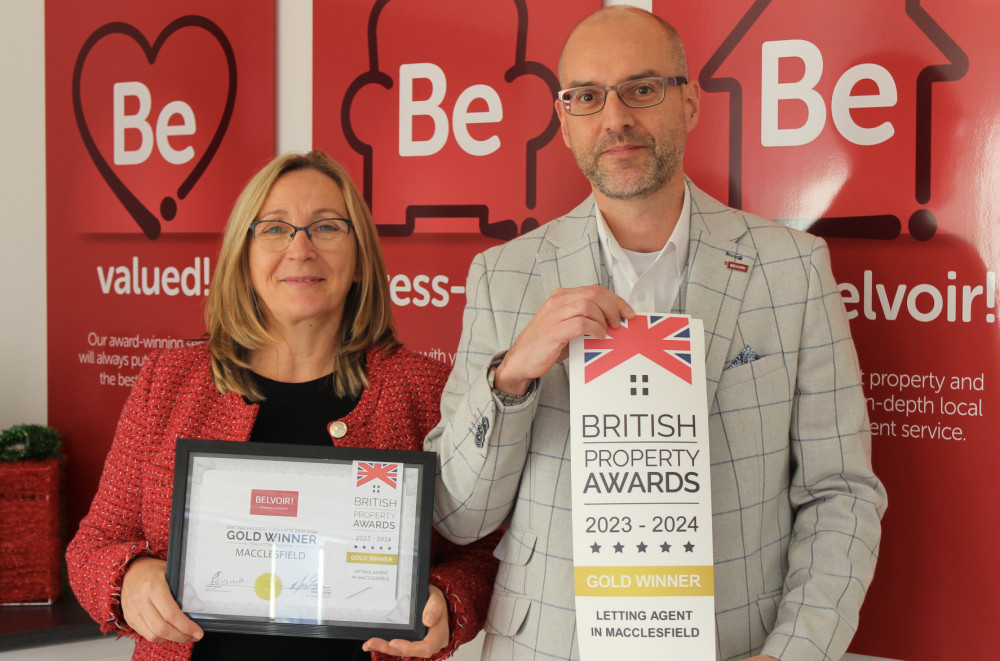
{"left": 727, "top": 345, "right": 760, "bottom": 370}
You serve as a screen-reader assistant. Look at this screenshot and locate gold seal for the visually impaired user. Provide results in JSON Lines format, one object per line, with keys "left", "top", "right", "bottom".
{"left": 328, "top": 420, "right": 348, "bottom": 439}
{"left": 254, "top": 572, "right": 282, "bottom": 601}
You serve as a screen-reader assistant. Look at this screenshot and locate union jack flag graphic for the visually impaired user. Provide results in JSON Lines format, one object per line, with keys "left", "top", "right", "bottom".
{"left": 356, "top": 462, "right": 399, "bottom": 489}
{"left": 583, "top": 315, "right": 693, "bottom": 384}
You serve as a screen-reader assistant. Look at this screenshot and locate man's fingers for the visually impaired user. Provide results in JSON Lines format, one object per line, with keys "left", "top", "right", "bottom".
{"left": 500, "top": 286, "right": 633, "bottom": 389}
{"left": 552, "top": 286, "right": 633, "bottom": 331}
{"left": 586, "top": 287, "right": 635, "bottom": 328}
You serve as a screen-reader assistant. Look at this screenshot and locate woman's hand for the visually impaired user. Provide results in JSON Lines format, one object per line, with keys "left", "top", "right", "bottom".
{"left": 121, "top": 557, "right": 204, "bottom": 644}
{"left": 363, "top": 583, "right": 449, "bottom": 658}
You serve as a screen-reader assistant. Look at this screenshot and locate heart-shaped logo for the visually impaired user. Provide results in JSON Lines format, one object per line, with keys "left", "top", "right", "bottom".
{"left": 72, "top": 16, "right": 237, "bottom": 240}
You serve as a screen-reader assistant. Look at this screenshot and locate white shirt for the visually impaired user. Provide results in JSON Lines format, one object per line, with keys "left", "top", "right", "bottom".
{"left": 595, "top": 183, "right": 691, "bottom": 313}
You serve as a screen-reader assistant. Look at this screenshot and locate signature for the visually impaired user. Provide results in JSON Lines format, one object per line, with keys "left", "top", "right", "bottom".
{"left": 207, "top": 571, "right": 248, "bottom": 587}
{"left": 289, "top": 573, "right": 321, "bottom": 593}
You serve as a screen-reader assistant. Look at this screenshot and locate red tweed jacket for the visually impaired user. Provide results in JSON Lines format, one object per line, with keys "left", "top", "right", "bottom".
{"left": 66, "top": 342, "right": 499, "bottom": 661}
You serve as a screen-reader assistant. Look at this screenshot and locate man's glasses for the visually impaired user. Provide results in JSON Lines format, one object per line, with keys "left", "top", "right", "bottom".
{"left": 249, "top": 218, "right": 354, "bottom": 252}
{"left": 557, "top": 76, "right": 687, "bottom": 116}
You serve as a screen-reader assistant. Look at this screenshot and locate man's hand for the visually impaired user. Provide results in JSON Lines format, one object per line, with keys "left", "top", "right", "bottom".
{"left": 495, "top": 285, "right": 634, "bottom": 395}
{"left": 363, "top": 584, "right": 449, "bottom": 658}
{"left": 121, "top": 557, "right": 204, "bottom": 643}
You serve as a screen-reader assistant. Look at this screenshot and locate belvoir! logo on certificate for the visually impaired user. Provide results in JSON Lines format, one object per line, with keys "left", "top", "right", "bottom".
{"left": 569, "top": 314, "right": 716, "bottom": 660}
{"left": 249, "top": 489, "right": 299, "bottom": 517}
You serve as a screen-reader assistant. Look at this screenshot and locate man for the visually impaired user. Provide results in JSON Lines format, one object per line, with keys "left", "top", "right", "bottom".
{"left": 426, "top": 7, "right": 886, "bottom": 661}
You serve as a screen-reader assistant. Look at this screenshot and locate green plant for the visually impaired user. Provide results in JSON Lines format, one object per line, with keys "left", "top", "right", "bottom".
{"left": 0, "top": 424, "right": 61, "bottom": 461}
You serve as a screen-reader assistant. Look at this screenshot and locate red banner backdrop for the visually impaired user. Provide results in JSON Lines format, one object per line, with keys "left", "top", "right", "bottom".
{"left": 664, "top": 2, "right": 997, "bottom": 657}
{"left": 313, "top": 0, "right": 602, "bottom": 358}
{"left": 45, "top": 0, "right": 275, "bottom": 533}
{"left": 314, "top": 1, "right": 998, "bottom": 658}
{"left": 42, "top": 1, "right": 997, "bottom": 657}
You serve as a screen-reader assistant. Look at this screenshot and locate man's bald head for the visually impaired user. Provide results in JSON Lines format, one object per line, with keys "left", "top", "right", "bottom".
{"left": 557, "top": 7, "right": 688, "bottom": 86}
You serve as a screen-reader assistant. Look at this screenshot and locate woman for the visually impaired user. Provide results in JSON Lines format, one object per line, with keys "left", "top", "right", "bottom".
{"left": 66, "top": 150, "right": 498, "bottom": 661}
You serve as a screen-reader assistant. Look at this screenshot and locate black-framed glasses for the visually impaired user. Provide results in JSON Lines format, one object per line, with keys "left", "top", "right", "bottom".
{"left": 558, "top": 76, "right": 687, "bottom": 116}
{"left": 249, "top": 218, "right": 354, "bottom": 251}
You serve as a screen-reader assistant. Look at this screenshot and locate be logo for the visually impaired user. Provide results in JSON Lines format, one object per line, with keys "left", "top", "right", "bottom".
{"left": 71, "top": 16, "right": 237, "bottom": 239}
{"left": 694, "top": 0, "right": 966, "bottom": 240}
{"left": 332, "top": 0, "right": 595, "bottom": 239}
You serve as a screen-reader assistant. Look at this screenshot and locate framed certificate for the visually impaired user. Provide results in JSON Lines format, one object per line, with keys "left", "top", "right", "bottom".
{"left": 165, "top": 438, "right": 435, "bottom": 641}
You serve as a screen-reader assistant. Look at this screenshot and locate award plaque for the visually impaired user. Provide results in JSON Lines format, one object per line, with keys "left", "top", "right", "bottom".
{"left": 568, "top": 315, "right": 716, "bottom": 660}
{"left": 165, "top": 438, "right": 435, "bottom": 640}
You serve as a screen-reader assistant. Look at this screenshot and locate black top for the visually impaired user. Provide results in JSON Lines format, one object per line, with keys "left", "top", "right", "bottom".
{"left": 191, "top": 372, "right": 366, "bottom": 661}
{"left": 247, "top": 371, "right": 359, "bottom": 446}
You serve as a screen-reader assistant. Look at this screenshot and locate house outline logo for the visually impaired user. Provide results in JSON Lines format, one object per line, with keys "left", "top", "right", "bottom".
{"left": 340, "top": 0, "right": 562, "bottom": 240}
{"left": 71, "top": 16, "right": 237, "bottom": 240}
{"left": 699, "top": 0, "right": 967, "bottom": 241}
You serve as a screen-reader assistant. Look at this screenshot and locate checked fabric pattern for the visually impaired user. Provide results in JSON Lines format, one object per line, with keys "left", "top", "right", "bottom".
{"left": 425, "top": 180, "right": 887, "bottom": 661}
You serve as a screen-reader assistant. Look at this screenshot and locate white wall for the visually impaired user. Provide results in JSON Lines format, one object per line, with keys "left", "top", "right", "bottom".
{"left": 0, "top": 0, "right": 47, "bottom": 430}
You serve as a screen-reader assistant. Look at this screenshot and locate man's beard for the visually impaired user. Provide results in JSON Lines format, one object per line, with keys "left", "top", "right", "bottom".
{"left": 572, "top": 128, "right": 684, "bottom": 201}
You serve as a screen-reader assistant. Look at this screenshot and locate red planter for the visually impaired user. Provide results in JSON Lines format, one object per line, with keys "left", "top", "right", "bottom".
{"left": 0, "top": 458, "right": 62, "bottom": 604}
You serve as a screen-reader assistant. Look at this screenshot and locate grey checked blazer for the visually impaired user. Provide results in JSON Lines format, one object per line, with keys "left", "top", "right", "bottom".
{"left": 426, "top": 181, "right": 887, "bottom": 661}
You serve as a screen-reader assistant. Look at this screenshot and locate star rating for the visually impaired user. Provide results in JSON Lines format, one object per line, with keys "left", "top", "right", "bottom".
{"left": 588, "top": 539, "right": 692, "bottom": 555}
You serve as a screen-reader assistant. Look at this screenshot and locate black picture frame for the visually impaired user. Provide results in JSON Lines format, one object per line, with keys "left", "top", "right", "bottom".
{"left": 165, "top": 438, "right": 434, "bottom": 641}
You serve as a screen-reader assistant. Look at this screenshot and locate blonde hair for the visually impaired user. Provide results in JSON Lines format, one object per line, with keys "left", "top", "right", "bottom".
{"left": 205, "top": 150, "right": 399, "bottom": 401}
